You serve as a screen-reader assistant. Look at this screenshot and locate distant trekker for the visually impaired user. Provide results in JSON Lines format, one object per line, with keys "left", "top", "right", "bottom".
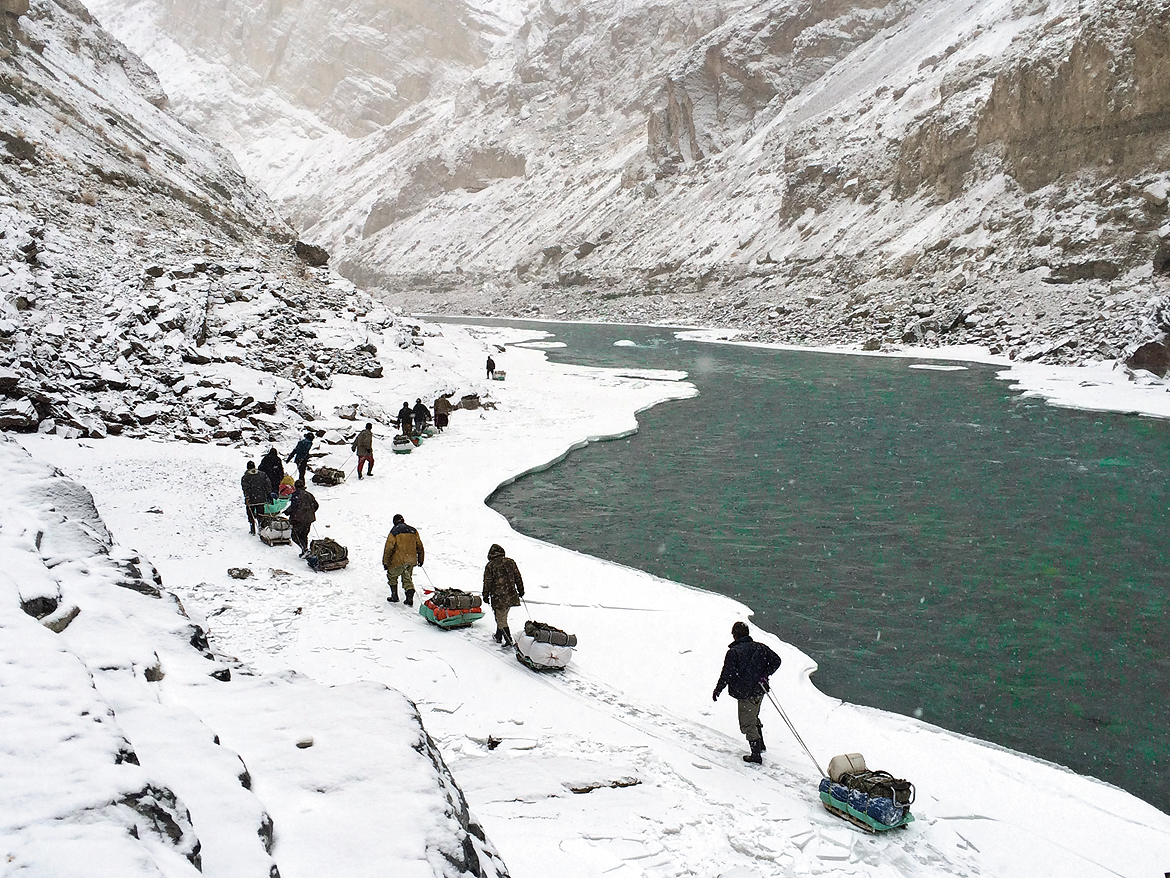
{"left": 412, "top": 399, "right": 431, "bottom": 432}
{"left": 286, "top": 431, "right": 315, "bottom": 482}
{"left": 712, "top": 621, "right": 782, "bottom": 764}
{"left": 433, "top": 396, "right": 452, "bottom": 432}
{"left": 258, "top": 448, "right": 284, "bottom": 498}
{"left": 352, "top": 422, "right": 375, "bottom": 479}
{"left": 482, "top": 544, "right": 524, "bottom": 646}
{"left": 382, "top": 514, "right": 424, "bottom": 606}
{"left": 286, "top": 478, "right": 319, "bottom": 557}
{"left": 396, "top": 402, "right": 413, "bottom": 436}
{"left": 240, "top": 461, "right": 271, "bottom": 536}
{"left": 486, "top": 355, "right": 496, "bottom": 380}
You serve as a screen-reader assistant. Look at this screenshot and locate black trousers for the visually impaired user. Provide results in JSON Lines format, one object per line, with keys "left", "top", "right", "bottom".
{"left": 292, "top": 522, "right": 311, "bottom": 552}
{"left": 245, "top": 503, "right": 265, "bottom": 530}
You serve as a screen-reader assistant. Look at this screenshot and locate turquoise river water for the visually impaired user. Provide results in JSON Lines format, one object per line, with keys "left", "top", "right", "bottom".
{"left": 466, "top": 319, "right": 1168, "bottom": 812}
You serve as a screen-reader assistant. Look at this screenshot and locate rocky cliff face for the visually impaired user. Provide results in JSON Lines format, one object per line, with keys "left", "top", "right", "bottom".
{"left": 91, "top": 0, "right": 1170, "bottom": 365}
{"left": 0, "top": 0, "right": 444, "bottom": 441}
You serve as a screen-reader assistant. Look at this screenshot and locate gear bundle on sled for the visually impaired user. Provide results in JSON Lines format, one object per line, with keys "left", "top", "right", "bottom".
{"left": 311, "top": 466, "right": 346, "bottom": 486}
{"left": 305, "top": 538, "right": 348, "bottom": 571}
{"left": 514, "top": 620, "right": 577, "bottom": 671}
{"left": 419, "top": 588, "right": 484, "bottom": 629}
{"left": 392, "top": 434, "right": 416, "bottom": 454}
{"left": 818, "top": 753, "right": 915, "bottom": 832}
{"left": 256, "top": 513, "right": 292, "bottom": 546}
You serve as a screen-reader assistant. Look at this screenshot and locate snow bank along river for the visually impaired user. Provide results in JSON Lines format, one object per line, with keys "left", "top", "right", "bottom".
{"left": 19, "top": 320, "right": 1170, "bottom": 877}
{"left": 488, "top": 319, "right": 1170, "bottom": 813}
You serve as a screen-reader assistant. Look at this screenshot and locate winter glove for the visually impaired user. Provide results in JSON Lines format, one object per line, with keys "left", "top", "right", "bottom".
{"left": 517, "top": 585, "right": 524, "bottom": 598}
{"left": 712, "top": 687, "right": 721, "bottom": 702}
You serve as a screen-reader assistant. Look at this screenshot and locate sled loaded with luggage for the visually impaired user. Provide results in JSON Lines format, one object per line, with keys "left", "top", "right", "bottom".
{"left": 257, "top": 497, "right": 292, "bottom": 546}
{"left": 312, "top": 466, "right": 346, "bottom": 486}
{"left": 514, "top": 620, "right": 576, "bottom": 671}
{"left": 818, "top": 753, "right": 915, "bottom": 832}
{"left": 392, "top": 434, "right": 416, "bottom": 454}
{"left": 419, "top": 588, "right": 484, "bottom": 628}
{"left": 306, "top": 538, "right": 349, "bottom": 571}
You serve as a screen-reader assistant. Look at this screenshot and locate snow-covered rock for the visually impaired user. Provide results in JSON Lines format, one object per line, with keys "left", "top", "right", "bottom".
{"left": 0, "top": 435, "right": 509, "bottom": 877}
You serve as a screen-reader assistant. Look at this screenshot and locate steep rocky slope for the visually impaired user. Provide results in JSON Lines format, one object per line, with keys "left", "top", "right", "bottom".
{"left": 0, "top": 0, "right": 479, "bottom": 442}
{"left": 90, "top": 0, "right": 1170, "bottom": 366}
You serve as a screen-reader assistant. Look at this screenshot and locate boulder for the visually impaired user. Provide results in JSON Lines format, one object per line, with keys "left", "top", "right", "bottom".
{"left": 1125, "top": 338, "right": 1170, "bottom": 377}
{"left": 0, "top": 365, "right": 19, "bottom": 390}
{"left": 294, "top": 241, "right": 329, "bottom": 267}
{"left": 0, "top": 397, "right": 39, "bottom": 430}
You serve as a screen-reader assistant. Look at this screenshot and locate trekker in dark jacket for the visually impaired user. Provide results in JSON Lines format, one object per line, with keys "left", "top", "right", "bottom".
{"left": 486, "top": 355, "right": 496, "bottom": 379}
{"left": 713, "top": 621, "right": 782, "bottom": 764}
{"left": 482, "top": 544, "right": 524, "bottom": 646}
{"left": 286, "top": 479, "right": 319, "bottom": 557}
{"left": 396, "top": 402, "right": 413, "bottom": 436}
{"left": 412, "top": 399, "right": 430, "bottom": 431}
{"left": 240, "top": 461, "right": 271, "bottom": 536}
{"left": 286, "top": 431, "right": 314, "bottom": 482}
{"left": 258, "top": 448, "right": 284, "bottom": 498}
{"left": 352, "top": 423, "right": 374, "bottom": 479}
{"left": 382, "top": 514, "right": 424, "bottom": 605}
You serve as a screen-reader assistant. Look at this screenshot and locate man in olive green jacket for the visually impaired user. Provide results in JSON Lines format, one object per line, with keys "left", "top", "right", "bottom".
{"left": 382, "top": 514, "right": 424, "bottom": 605}
{"left": 482, "top": 543, "right": 524, "bottom": 646}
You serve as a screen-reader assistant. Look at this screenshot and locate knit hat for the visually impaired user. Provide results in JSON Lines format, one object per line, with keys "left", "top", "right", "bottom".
{"left": 393, "top": 513, "right": 404, "bottom": 524}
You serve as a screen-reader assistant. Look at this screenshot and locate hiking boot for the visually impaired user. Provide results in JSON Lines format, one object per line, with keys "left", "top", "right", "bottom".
{"left": 357, "top": 473, "right": 363, "bottom": 480}
{"left": 500, "top": 629, "right": 513, "bottom": 647}
{"left": 743, "top": 740, "right": 764, "bottom": 764}
{"left": 493, "top": 629, "right": 502, "bottom": 643}
{"left": 388, "top": 586, "right": 400, "bottom": 603}
{"left": 404, "top": 590, "right": 414, "bottom": 607}
{"left": 249, "top": 526, "right": 256, "bottom": 535}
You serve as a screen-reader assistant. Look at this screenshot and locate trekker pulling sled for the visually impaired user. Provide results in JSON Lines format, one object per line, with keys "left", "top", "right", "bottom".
{"left": 712, "top": 621, "right": 916, "bottom": 832}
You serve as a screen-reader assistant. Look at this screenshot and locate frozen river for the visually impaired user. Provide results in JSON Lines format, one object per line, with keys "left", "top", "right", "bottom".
{"left": 474, "top": 319, "right": 1169, "bottom": 813}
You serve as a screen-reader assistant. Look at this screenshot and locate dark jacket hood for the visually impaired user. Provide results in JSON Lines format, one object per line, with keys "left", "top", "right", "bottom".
{"left": 487, "top": 544, "right": 505, "bottom": 560}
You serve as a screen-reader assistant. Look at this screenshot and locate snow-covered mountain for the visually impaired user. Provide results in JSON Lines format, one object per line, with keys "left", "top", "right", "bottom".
{"left": 90, "top": 0, "right": 1170, "bottom": 364}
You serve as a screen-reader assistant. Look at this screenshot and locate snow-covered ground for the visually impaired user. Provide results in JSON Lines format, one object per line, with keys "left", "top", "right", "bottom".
{"left": 16, "top": 322, "right": 1170, "bottom": 878}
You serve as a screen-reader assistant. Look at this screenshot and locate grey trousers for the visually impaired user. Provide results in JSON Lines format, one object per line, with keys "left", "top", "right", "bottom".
{"left": 737, "top": 695, "right": 764, "bottom": 743}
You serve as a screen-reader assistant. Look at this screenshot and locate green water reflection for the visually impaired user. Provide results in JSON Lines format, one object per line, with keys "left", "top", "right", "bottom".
{"left": 473, "top": 320, "right": 1168, "bottom": 813}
